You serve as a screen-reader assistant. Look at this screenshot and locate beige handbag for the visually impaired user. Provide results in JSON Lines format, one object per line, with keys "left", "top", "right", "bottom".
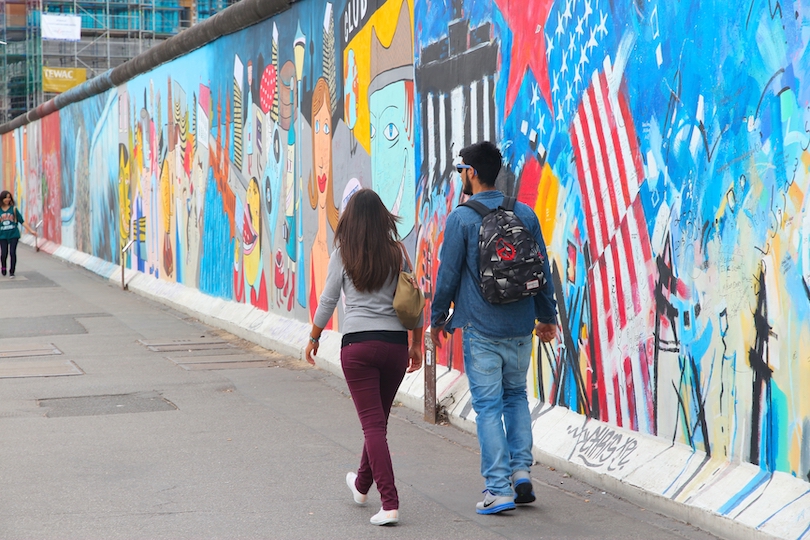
{"left": 393, "top": 244, "right": 424, "bottom": 330}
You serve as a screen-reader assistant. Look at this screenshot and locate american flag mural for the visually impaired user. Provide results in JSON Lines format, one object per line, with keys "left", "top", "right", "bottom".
{"left": 570, "top": 60, "right": 656, "bottom": 432}
{"left": 543, "top": 0, "right": 658, "bottom": 431}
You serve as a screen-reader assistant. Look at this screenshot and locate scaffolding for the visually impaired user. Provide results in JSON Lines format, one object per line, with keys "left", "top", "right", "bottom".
{"left": 196, "top": 0, "right": 231, "bottom": 22}
{"left": 1, "top": 1, "right": 30, "bottom": 122}
{"left": 1, "top": 0, "right": 237, "bottom": 123}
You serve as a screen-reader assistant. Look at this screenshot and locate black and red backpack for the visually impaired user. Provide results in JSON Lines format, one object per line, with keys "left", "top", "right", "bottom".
{"left": 460, "top": 197, "right": 547, "bottom": 304}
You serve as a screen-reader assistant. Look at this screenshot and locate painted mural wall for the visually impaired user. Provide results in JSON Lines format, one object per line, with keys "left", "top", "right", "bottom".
{"left": 414, "top": 0, "right": 810, "bottom": 488}
{"left": 0, "top": 0, "right": 809, "bottom": 493}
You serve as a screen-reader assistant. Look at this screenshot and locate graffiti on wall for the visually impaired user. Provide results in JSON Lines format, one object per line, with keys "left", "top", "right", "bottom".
{"left": 1, "top": 0, "right": 809, "bottom": 500}
{"left": 566, "top": 422, "right": 639, "bottom": 472}
{"left": 0, "top": 0, "right": 416, "bottom": 325}
{"left": 413, "top": 0, "right": 810, "bottom": 488}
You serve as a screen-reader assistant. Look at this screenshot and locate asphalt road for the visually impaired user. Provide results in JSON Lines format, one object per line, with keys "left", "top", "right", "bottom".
{"left": 0, "top": 245, "right": 719, "bottom": 540}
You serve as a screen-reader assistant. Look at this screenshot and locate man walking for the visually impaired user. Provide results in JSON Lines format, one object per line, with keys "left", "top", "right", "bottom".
{"left": 431, "top": 141, "right": 557, "bottom": 514}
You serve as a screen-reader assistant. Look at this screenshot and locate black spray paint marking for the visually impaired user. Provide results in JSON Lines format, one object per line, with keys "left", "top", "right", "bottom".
{"left": 566, "top": 423, "right": 639, "bottom": 472}
{"left": 748, "top": 264, "right": 774, "bottom": 468}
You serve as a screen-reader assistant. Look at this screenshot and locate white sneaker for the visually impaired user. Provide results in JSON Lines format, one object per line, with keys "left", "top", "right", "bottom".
{"left": 345, "top": 472, "right": 367, "bottom": 505}
{"left": 370, "top": 507, "right": 399, "bottom": 526}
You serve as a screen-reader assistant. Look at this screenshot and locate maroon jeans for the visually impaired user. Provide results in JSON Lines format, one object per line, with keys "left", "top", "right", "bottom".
{"left": 341, "top": 340, "right": 408, "bottom": 511}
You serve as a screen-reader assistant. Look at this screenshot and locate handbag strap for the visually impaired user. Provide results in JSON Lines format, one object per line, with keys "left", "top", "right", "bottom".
{"left": 399, "top": 243, "right": 413, "bottom": 273}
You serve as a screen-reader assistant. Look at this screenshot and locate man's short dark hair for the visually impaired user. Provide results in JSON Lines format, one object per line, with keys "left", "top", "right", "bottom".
{"left": 459, "top": 141, "right": 502, "bottom": 186}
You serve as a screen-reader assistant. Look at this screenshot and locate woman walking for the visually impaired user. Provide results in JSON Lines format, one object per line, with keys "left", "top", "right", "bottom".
{"left": 305, "top": 189, "right": 422, "bottom": 526}
{"left": 0, "top": 191, "right": 35, "bottom": 278}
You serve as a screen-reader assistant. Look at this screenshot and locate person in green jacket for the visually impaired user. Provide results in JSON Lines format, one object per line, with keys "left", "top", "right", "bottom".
{"left": 0, "top": 191, "right": 36, "bottom": 278}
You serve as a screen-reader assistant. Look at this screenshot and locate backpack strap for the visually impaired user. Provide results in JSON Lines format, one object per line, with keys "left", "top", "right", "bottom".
{"left": 459, "top": 199, "right": 491, "bottom": 217}
{"left": 460, "top": 197, "right": 516, "bottom": 215}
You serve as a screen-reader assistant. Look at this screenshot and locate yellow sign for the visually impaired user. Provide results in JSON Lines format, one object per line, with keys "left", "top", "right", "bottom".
{"left": 42, "top": 66, "right": 87, "bottom": 94}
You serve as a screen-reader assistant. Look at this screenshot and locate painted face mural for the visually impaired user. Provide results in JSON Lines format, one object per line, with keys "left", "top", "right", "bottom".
{"left": 369, "top": 0, "right": 415, "bottom": 239}
{"left": 312, "top": 79, "right": 333, "bottom": 209}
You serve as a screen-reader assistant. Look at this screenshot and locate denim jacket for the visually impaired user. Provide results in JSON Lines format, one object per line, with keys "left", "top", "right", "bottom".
{"left": 431, "top": 190, "right": 557, "bottom": 338}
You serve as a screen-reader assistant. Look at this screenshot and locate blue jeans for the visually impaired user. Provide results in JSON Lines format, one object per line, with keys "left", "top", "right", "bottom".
{"left": 462, "top": 326, "right": 533, "bottom": 497}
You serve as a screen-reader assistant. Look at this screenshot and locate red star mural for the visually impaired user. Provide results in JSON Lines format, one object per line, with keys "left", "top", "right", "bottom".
{"left": 495, "top": 0, "right": 555, "bottom": 119}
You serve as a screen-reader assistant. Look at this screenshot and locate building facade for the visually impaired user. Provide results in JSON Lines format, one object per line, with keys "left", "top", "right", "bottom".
{"left": 0, "top": 0, "right": 238, "bottom": 123}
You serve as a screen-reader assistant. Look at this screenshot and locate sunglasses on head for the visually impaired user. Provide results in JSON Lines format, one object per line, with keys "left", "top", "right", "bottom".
{"left": 456, "top": 164, "right": 475, "bottom": 174}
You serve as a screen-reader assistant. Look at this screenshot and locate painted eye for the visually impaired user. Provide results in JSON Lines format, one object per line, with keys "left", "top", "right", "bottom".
{"left": 384, "top": 123, "right": 399, "bottom": 141}
{"left": 265, "top": 177, "right": 272, "bottom": 213}
{"left": 315, "top": 120, "right": 320, "bottom": 134}
{"left": 370, "top": 123, "right": 376, "bottom": 139}
{"left": 323, "top": 123, "right": 330, "bottom": 135}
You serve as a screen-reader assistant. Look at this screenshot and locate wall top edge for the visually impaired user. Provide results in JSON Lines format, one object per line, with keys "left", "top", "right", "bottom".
{"left": 0, "top": 0, "right": 296, "bottom": 135}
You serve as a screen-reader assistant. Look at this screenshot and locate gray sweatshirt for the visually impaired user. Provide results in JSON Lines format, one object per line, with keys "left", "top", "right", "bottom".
{"left": 313, "top": 248, "right": 423, "bottom": 333}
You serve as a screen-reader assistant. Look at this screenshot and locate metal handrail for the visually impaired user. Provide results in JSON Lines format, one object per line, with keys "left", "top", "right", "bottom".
{"left": 34, "top": 219, "right": 42, "bottom": 251}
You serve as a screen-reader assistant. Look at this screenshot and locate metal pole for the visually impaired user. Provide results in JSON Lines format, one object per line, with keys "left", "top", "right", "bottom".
{"left": 34, "top": 219, "right": 42, "bottom": 251}
{"left": 121, "top": 239, "right": 134, "bottom": 290}
{"left": 424, "top": 328, "right": 438, "bottom": 424}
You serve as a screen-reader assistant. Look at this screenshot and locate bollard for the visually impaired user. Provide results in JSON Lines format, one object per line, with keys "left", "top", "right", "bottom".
{"left": 424, "top": 328, "right": 438, "bottom": 424}
{"left": 121, "top": 239, "right": 135, "bottom": 290}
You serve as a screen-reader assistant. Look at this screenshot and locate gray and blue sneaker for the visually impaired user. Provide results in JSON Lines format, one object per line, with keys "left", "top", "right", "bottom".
{"left": 476, "top": 490, "right": 517, "bottom": 514}
{"left": 512, "top": 471, "right": 536, "bottom": 504}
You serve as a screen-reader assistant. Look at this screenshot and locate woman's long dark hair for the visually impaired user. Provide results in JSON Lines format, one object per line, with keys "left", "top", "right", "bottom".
{"left": 334, "top": 189, "right": 401, "bottom": 292}
{"left": 0, "top": 191, "right": 15, "bottom": 207}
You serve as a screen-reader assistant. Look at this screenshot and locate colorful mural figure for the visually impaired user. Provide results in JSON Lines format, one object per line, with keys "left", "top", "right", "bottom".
{"left": 244, "top": 176, "right": 268, "bottom": 310}
{"left": 280, "top": 58, "right": 298, "bottom": 310}
{"left": 308, "top": 78, "right": 340, "bottom": 326}
{"left": 368, "top": 0, "right": 415, "bottom": 239}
